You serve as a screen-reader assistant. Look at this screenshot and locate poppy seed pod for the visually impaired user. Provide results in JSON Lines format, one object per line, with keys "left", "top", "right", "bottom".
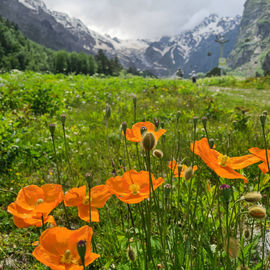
{"left": 127, "top": 246, "right": 136, "bottom": 262}
{"left": 153, "top": 149, "right": 163, "bottom": 159}
{"left": 248, "top": 205, "right": 267, "bottom": 219}
{"left": 243, "top": 192, "right": 262, "bottom": 203}
{"left": 184, "top": 166, "right": 194, "bottom": 180}
{"left": 141, "top": 132, "right": 156, "bottom": 151}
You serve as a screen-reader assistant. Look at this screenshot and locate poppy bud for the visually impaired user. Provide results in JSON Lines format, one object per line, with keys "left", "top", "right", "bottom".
{"left": 60, "top": 114, "right": 66, "bottom": 126}
{"left": 225, "top": 237, "right": 240, "bottom": 258}
{"left": 262, "top": 110, "right": 268, "bottom": 116}
{"left": 105, "top": 104, "right": 111, "bottom": 120}
{"left": 77, "top": 240, "right": 87, "bottom": 267}
{"left": 153, "top": 149, "right": 163, "bottom": 159}
{"left": 141, "top": 132, "right": 156, "bottom": 151}
{"left": 184, "top": 166, "right": 194, "bottom": 180}
{"left": 243, "top": 192, "right": 262, "bottom": 203}
{"left": 244, "top": 229, "right": 250, "bottom": 239}
{"left": 237, "top": 266, "right": 250, "bottom": 270}
{"left": 49, "top": 123, "right": 56, "bottom": 137}
{"left": 140, "top": 126, "right": 147, "bottom": 136}
{"left": 127, "top": 246, "right": 136, "bottom": 262}
{"left": 248, "top": 205, "right": 266, "bottom": 219}
{"left": 260, "top": 114, "right": 266, "bottom": 128}
{"left": 122, "top": 121, "right": 127, "bottom": 136}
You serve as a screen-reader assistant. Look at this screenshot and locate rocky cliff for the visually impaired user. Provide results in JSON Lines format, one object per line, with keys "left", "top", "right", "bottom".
{"left": 228, "top": 0, "right": 270, "bottom": 75}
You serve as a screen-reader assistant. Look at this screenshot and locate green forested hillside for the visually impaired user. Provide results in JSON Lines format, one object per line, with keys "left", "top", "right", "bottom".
{"left": 0, "top": 16, "right": 122, "bottom": 75}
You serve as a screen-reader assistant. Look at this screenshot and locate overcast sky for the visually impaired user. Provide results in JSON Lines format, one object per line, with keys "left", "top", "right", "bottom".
{"left": 43, "top": 0, "right": 246, "bottom": 39}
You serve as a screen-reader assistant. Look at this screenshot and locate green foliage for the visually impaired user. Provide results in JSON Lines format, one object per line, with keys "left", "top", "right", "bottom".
{"left": 1, "top": 72, "right": 270, "bottom": 269}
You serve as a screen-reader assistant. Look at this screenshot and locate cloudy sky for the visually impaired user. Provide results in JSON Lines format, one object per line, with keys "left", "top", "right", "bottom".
{"left": 43, "top": 0, "right": 246, "bottom": 39}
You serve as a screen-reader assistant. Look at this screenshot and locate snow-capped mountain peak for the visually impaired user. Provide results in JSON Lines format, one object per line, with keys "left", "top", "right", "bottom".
{"left": 1, "top": 0, "right": 241, "bottom": 77}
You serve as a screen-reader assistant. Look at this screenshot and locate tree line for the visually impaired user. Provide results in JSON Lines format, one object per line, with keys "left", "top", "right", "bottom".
{"left": 0, "top": 16, "right": 123, "bottom": 76}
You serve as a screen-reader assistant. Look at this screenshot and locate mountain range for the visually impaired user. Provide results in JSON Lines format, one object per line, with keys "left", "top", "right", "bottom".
{"left": 0, "top": 0, "right": 242, "bottom": 77}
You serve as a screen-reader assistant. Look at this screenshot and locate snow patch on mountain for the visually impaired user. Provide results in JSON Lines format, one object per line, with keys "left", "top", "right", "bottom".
{"left": 17, "top": 0, "right": 46, "bottom": 11}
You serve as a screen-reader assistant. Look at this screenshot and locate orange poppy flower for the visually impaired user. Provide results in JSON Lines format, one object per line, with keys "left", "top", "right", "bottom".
{"left": 33, "top": 225, "right": 99, "bottom": 270}
{"left": 8, "top": 184, "right": 63, "bottom": 228}
{"left": 168, "top": 160, "right": 198, "bottom": 178}
{"left": 191, "top": 138, "right": 261, "bottom": 183}
{"left": 106, "top": 170, "right": 164, "bottom": 204}
{"left": 249, "top": 147, "right": 270, "bottom": 174}
{"left": 64, "top": 185, "right": 112, "bottom": 222}
{"left": 124, "top": 121, "right": 166, "bottom": 143}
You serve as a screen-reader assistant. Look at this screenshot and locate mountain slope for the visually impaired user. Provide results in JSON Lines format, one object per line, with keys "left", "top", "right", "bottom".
{"left": 227, "top": 0, "right": 270, "bottom": 75}
{"left": 0, "top": 0, "right": 241, "bottom": 77}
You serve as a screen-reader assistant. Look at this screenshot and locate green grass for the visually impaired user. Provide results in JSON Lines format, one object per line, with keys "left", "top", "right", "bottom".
{"left": 1, "top": 72, "right": 270, "bottom": 269}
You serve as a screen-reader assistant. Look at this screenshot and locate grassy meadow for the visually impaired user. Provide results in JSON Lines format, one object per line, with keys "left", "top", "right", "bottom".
{"left": 1, "top": 72, "right": 270, "bottom": 269}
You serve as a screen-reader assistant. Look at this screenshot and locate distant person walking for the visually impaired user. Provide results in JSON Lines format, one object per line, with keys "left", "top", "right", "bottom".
{"left": 191, "top": 71, "right": 196, "bottom": 84}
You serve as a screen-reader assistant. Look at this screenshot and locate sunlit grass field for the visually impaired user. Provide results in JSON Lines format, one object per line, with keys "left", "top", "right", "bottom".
{"left": 1, "top": 72, "right": 270, "bottom": 269}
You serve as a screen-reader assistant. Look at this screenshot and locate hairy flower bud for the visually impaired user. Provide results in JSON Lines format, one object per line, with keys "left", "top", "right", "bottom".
{"left": 153, "top": 149, "right": 163, "bottom": 159}
{"left": 127, "top": 246, "right": 136, "bottom": 262}
{"left": 184, "top": 167, "right": 194, "bottom": 180}
{"left": 248, "top": 205, "right": 266, "bottom": 219}
{"left": 225, "top": 237, "right": 240, "bottom": 258}
{"left": 243, "top": 192, "right": 262, "bottom": 203}
{"left": 141, "top": 132, "right": 156, "bottom": 151}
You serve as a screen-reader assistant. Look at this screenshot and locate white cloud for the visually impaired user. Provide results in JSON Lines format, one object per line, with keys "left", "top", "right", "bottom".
{"left": 43, "top": 0, "right": 246, "bottom": 39}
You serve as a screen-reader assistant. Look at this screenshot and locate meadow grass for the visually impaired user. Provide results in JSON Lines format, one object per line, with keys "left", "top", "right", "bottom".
{"left": 1, "top": 72, "right": 270, "bottom": 269}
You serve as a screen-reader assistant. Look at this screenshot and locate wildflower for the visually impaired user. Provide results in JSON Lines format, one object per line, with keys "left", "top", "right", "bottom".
{"left": 64, "top": 185, "right": 111, "bottom": 222}
{"left": 248, "top": 205, "right": 267, "bottom": 219}
{"left": 168, "top": 160, "right": 197, "bottom": 179}
{"left": 219, "top": 184, "right": 231, "bottom": 202}
{"left": 8, "top": 184, "right": 63, "bottom": 228}
{"left": 248, "top": 147, "right": 270, "bottom": 174}
{"left": 191, "top": 138, "right": 261, "bottom": 183}
{"left": 123, "top": 121, "right": 166, "bottom": 143}
{"left": 243, "top": 192, "right": 262, "bottom": 203}
{"left": 106, "top": 170, "right": 164, "bottom": 204}
{"left": 33, "top": 226, "right": 99, "bottom": 269}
